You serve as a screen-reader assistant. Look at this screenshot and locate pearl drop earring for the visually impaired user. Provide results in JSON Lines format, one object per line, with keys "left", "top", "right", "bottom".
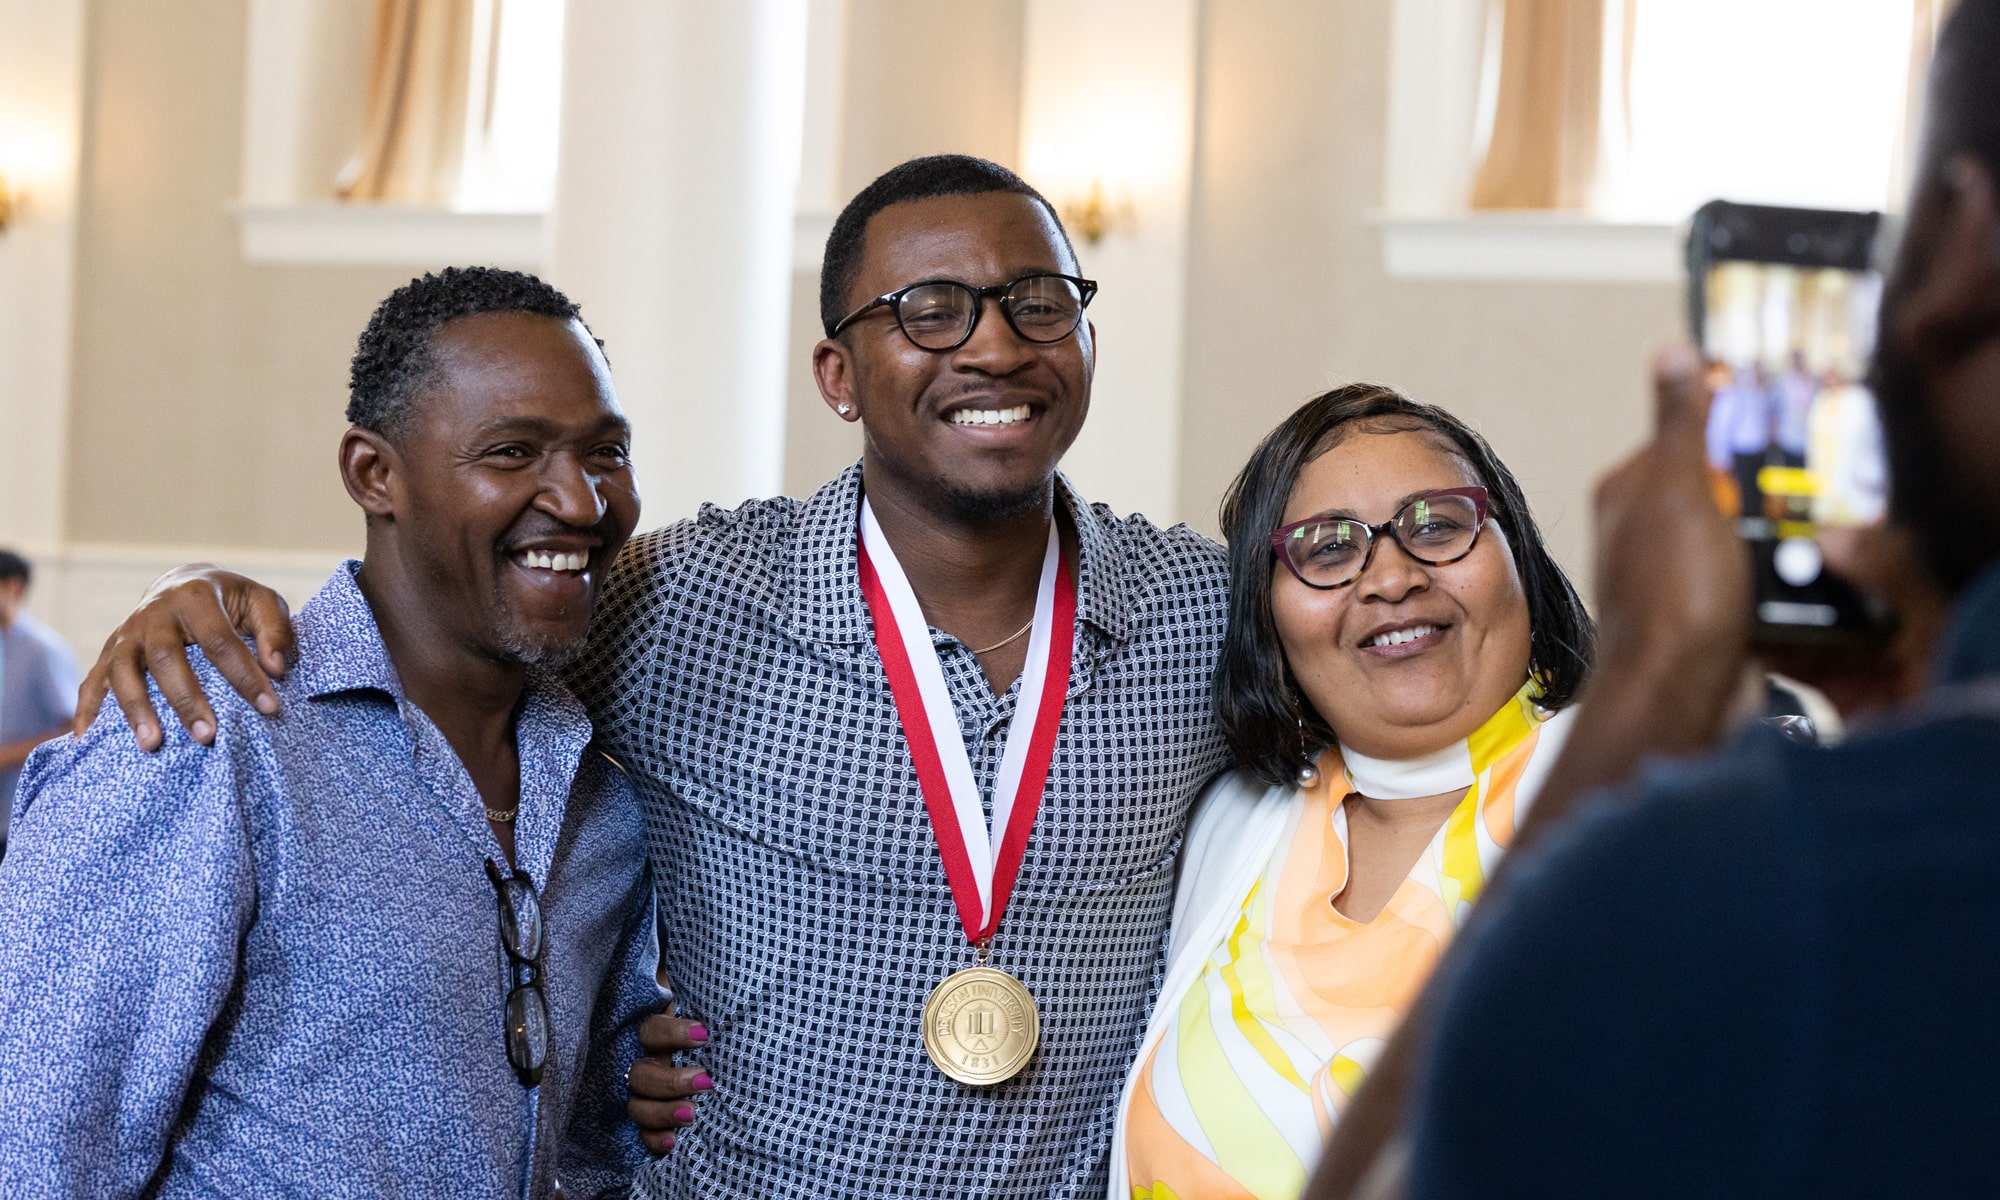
{"left": 1295, "top": 717, "right": 1320, "bottom": 788}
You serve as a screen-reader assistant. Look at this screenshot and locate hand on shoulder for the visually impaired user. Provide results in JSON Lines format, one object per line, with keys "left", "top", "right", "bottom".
{"left": 75, "top": 564, "right": 294, "bottom": 752}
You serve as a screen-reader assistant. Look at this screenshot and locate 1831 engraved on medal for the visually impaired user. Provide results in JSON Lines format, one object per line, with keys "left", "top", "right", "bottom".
{"left": 921, "top": 966, "right": 1040, "bottom": 1086}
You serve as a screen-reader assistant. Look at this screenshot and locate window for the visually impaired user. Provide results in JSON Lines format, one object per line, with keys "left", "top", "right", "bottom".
{"left": 235, "top": 0, "right": 564, "bottom": 265}
{"left": 1379, "top": 0, "right": 1940, "bottom": 282}
{"left": 1600, "top": 0, "right": 1915, "bottom": 221}
{"left": 455, "top": 0, "right": 566, "bottom": 212}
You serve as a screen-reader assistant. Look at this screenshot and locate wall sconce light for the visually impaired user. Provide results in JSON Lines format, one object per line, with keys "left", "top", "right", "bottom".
{"left": 1060, "top": 179, "right": 1136, "bottom": 245}
{"left": 0, "top": 131, "right": 60, "bottom": 234}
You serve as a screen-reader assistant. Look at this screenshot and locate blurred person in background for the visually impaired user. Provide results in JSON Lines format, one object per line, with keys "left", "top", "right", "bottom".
{"left": 0, "top": 548, "right": 79, "bottom": 865}
{"left": 1704, "top": 364, "right": 1776, "bottom": 516}
{"left": 1774, "top": 349, "right": 1815, "bottom": 469}
{"left": 1309, "top": 2, "right": 2000, "bottom": 1195}
{"left": 1108, "top": 386, "right": 1592, "bottom": 1200}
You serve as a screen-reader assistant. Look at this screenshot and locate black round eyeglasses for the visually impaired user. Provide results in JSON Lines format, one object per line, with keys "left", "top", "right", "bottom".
{"left": 828, "top": 273, "right": 1098, "bottom": 351}
{"left": 486, "top": 859, "right": 550, "bottom": 1088}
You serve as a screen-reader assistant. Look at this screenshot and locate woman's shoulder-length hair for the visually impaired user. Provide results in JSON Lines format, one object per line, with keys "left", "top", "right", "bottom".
{"left": 1214, "top": 383, "right": 1596, "bottom": 788}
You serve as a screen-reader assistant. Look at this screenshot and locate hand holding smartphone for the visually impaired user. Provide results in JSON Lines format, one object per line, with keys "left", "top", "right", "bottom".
{"left": 1687, "top": 200, "right": 1897, "bottom": 644}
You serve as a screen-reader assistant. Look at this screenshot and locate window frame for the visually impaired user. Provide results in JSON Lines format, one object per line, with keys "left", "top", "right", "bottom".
{"left": 1376, "top": 0, "right": 1911, "bottom": 285}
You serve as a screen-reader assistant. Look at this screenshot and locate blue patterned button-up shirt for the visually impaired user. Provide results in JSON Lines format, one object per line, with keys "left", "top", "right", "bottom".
{"left": 571, "top": 465, "right": 1232, "bottom": 1199}
{"left": 0, "top": 563, "right": 664, "bottom": 1199}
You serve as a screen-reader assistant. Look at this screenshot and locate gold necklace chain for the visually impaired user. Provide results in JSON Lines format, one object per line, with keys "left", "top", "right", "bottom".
{"left": 970, "top": 619, "right": 1034, "bottom": 655}
{"left": 486, "top": 807, "right": 518, "bottom": 822}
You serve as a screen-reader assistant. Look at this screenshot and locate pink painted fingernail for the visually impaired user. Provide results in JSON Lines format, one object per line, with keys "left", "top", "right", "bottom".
{"left": 689, "top": 1024, "right": 709, "bottom": 1042}
{"left": 674, "top": 1105, "right": 694, "bottom": 1122}
{"left": 693, "top": 1073, "right": 713, "bottom": 1090}
{"left": 662, "top": 1132, "right": 676, "bottom": 1151}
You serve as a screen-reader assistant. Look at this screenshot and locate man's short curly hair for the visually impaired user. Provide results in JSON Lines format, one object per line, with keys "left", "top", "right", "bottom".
{"left": 818, "top": 155, "right": 1076, "bottom": 337}
{"left": 348, "top": 267, "right": 600, "bottom": 441}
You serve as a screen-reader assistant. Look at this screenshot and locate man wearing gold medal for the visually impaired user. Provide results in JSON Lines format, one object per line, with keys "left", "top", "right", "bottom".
{"left": 79, "top": 155, "right": 1233, "bottom": 1198}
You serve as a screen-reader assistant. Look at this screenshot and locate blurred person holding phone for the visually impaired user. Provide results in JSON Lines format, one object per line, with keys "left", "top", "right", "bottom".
{"left": 1307, "top": 2, "right": 2000, "bottom": 1195}
{"left": 0, "top": 549, "right": 79, "bottom": 865}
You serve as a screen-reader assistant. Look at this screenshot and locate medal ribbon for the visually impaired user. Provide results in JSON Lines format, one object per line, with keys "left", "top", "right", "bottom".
{"left": 857, "top": 498, "right": 1075, "bottom": 944}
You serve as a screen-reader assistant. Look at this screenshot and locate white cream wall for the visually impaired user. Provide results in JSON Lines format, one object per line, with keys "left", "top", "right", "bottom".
{"left": 1176, "top": 0, "right": 1683, "bottom": 598}
{"left": 549, "top": 0, "right": 808, "bottom": 520}
{"left": 1019, "top": 0, "right": 1200, "bottom": 526}
{"left": 781, "top": 0, "right": 1027, "bottom": 498}
{"left": 791, "top": 0, "right": 1678, "bottom": 590}
{"left": 781, "top": 0, "right": 1209, "bottom": 528}
{"left": 0, "top": 0, "right": 86, "bottom": 558}
{"left": 19, "top": 0, "right": 1686, "bottom": 666}
{"left": 34, "top": 0, "right": 1037, "bottom": 661}
{"left": 33, "top": 547, "right": 345, "bottom": 687}
{"left": 47, "top": 0, "right": 395, "bottom": 660}
{"left": 0, "top": 0, "right": 89, "bottom": 668}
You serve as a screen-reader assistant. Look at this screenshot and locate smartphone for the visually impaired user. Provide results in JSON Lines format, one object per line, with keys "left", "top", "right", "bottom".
{"left": 1687, "top": 199, "right": 1896, "bottom": 644}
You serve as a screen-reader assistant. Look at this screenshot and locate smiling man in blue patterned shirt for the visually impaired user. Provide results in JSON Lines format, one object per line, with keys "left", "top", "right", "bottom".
{"left": 0, "top": 268, "right": 669, "bottom": 1198}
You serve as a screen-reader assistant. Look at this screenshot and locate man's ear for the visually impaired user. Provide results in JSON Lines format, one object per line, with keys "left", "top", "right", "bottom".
{"left": 339, "top": 427, "right": 401, "bottom": 518}
{"left": 1898, "top": 155, "right": 2000, "bottom": 366}
{"left": 812, "top": 337, "right": 862, "bottom": 423}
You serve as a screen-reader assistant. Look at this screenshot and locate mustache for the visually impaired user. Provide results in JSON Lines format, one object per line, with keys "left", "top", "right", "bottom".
{"left": 930, "top": 383, "right": 1044, "bottom": 407}
{"left": 496, "top": 518, "right": 607, "bottom": 554}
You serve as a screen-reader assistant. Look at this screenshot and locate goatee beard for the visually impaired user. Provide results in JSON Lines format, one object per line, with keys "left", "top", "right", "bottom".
{"left": 492, "top": 630, "right": 586, "bottom": 670}
{"left": 936, "top": 475, "right": 1055, "bottom": 524}
{"left": 488, "top": 574, "right": 590, "bottom": 669}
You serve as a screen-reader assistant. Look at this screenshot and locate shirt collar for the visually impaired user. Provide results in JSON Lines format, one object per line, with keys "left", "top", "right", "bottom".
{"left": 291, "top": 561, "right": 406, "bottom": 701}
{"left": 293, "top": 562, "right": 593, "bottom": 884}
{"left": 1060, "top": 472, "right": 1134, "bottom": 646}
{"left": 784, "top": 463, "right": 1134, "bottom": 649}
{"left": 784, "top": 466, "right": 874, "bottom": 648}
{"left": 1937, "top": 557, "right": 2000, "bottom": 685}
{"left": 290, "top": 561, "right": 590, "bottom": 723}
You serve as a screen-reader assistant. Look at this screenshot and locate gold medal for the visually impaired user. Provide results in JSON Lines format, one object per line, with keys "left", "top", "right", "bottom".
{"left": 921, "top": 965, "right": 1040, "bottom": 1086}
{"left": 859, "top": 506, "right": 1073, "bottom": 1087}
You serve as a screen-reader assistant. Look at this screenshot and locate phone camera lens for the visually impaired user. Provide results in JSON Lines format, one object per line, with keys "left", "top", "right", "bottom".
{"left": 1787, "top": 232, "right": 1811, "bottom": 255}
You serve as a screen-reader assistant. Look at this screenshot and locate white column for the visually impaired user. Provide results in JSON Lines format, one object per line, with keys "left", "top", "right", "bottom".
{"left": 0, "top": 0, "right": 86, "bottom": 552}
{"left": 1019, "top": 0, "right": 1199, "bottom": 527}
{"left": 548, "top": 0, "right": 809, "bottom": 518}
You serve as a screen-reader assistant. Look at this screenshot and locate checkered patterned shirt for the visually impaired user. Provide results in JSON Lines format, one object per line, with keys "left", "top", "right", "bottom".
{"left": 570, "top": 464, "right": 1231, "bottom": 1199}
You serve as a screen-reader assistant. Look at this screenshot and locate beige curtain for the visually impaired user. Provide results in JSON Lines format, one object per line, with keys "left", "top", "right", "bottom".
{"left": 1470, "top": 0, "right": 1611, "bottom": 211}
{"left": 336, "top": 0, "right": 478, "bottom": 204}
